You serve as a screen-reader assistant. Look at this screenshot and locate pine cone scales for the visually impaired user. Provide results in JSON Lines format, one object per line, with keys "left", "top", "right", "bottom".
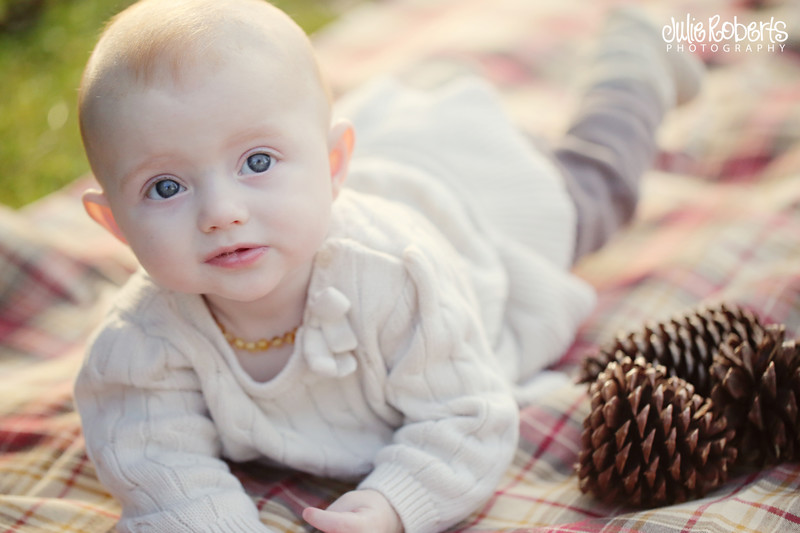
{"left": 580, "top": 304, "right": 764, "bottom": 396}
{"left": 710, "top": 325, "right": 800, "bottom": 466}
{"left": 577, "top": 357, "right": 737, "bottom": 507}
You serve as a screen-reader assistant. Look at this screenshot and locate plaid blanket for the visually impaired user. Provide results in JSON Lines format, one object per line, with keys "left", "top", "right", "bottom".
{"left": 2, "top": 0, "right": 800, "bottom": 531}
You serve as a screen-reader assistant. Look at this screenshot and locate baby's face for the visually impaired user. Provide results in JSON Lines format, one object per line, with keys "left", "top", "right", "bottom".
{"left": 86, "top": 51, "right": 336, "bottom": 302}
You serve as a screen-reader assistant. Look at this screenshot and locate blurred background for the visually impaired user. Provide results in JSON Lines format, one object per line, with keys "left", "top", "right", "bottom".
{"left": 0, "top": 0, "right": 360, "bottom": 208}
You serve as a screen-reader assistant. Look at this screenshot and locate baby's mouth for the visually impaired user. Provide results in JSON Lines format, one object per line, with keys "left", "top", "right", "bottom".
{"left": 205, "top": 245, "right": 267, "bottom": 267}
{"left": 219, "top": 248, "right": 247, "bottom": 258}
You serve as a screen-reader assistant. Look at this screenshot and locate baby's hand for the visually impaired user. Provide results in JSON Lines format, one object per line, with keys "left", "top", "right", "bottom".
{"left": 302, "top": 489, "right": 403, "bottom": 533}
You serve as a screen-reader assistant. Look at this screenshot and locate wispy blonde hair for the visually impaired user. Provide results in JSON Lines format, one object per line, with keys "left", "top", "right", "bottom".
{"left": 78, "top": 0, "right": 329, "bottom": 150}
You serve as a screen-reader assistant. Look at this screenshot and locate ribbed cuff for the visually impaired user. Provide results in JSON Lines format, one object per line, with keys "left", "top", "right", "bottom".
{"left": 358, "top": 463, "right": 440, "bottom": 533}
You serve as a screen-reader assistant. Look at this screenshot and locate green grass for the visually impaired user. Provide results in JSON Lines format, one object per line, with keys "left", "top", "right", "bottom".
{"left": 0, "top": 0, "right": 343, "bottom": 208}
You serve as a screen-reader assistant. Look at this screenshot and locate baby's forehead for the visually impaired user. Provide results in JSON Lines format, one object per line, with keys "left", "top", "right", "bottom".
{"left": 79, "top": 0, "right": 332, "bottom": 187}
{"left": 80, "top": 0, "right": 330, "bottom": 134}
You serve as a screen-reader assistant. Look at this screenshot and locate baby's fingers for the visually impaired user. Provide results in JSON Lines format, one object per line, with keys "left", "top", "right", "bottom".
{"left": 302, "top": 506, "right": 364, "bottom": 533}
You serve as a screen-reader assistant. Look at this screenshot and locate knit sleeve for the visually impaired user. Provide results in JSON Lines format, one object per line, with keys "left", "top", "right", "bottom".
{"left": 358, "top": 245, "right": 520, "bottom": 533}
{"left": 74, "top": 319, "right": 272, "bottom": 533}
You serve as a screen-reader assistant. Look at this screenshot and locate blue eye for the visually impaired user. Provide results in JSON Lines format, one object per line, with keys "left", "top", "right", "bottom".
{"left": 243, "top": 153, "right": 272, "bottom": 174}
{"left": 146, "top": 178, "right": 185, "bottom": 200}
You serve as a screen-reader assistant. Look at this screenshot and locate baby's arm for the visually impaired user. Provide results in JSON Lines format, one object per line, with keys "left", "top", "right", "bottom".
{"left": 75, "top": 322, "right": 273, "bottom": 533}
{"left": 311, "top": 246, "right": 519, "bottom": 533}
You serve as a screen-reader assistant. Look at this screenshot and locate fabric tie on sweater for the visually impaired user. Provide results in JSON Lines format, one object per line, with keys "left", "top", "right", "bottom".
{"left": 303, "top": 286, "right": 358, "bottom": 377}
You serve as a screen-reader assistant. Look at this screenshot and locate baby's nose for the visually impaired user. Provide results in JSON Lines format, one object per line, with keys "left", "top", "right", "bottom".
{"left": 197, "top": 184, "right": 249, "bottom": 233}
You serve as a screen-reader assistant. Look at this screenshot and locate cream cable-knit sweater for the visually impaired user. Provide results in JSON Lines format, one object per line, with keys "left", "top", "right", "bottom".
{"left": 75, "top": 78, "right": 596, "bottom": 533}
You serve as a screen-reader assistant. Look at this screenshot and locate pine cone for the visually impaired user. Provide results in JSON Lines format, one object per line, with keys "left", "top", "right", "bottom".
{"left": 577, "top": 356, "right": 737, "bottom": 507}
{"left": 710, "top": 325, "right": 800, "bottom": 466}
{"left": 580, "top": 303, "right": 764, "bottom": 396}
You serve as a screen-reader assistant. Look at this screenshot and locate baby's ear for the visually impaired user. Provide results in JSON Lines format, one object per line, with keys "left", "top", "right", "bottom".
{"left": 82, "top": 189, "right": 128, "bottom": 244}
{"left": 328, "top": 119, "right": 354, "bottom": 199}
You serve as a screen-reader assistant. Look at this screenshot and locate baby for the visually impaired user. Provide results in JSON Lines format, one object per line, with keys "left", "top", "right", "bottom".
{"left": 74, "top": 0, "right": 702, "bottom": 532}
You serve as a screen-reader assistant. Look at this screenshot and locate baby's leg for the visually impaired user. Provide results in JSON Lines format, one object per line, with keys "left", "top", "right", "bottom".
{"left": 555, "top": 8, "right": 703, "bottom": 262}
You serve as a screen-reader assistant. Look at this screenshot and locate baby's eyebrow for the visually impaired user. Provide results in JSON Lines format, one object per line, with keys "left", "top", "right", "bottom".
{"left": 226, "top": 126, "right": 283, "bottom": 149}
{"left": 117, "top": 154, "right": 176, "bottom": 192}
